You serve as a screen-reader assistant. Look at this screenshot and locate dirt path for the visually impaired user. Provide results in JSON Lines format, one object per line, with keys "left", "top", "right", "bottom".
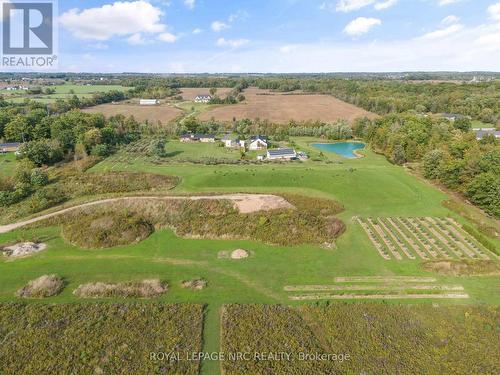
{"left": 0, "top": 194, "right": 293, "bottom": 234}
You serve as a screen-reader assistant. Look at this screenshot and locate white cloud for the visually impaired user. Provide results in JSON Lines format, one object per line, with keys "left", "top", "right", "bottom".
{"left": 192, "top": 28, "right": 203, "bottom": 34}
{"left": 336, "top": 0, "right": 375, "bottom": 12}
{"left": 344, "top": 17, "right": 381, "bottom": 36}
{"left": 280, "top": 45, "right": 299, "bottom": 53}
{"left": 184, "top": 0, "right": 195, "bottom": 9}
{"left": 216, "top": 38, "right": 249, "bottom": 48}
{"left": 60, "top": 1, "right": 166, "bottom": 41}
{"left": 420, "top": 24, "right": 463, "bottom": 39}
{"left": 374, "top": 0, "right": 398, "bottom": 10}
{"left": 157, "top": 32, "right": 177, "bottom": 43}
{"left": 438, "top": 0, "right": 461, "bottom": 6}
{"left": 211, "top": 21, "right": 230, "bottom": 32}
{"left": 127, "top": 33, "right": 147, "bottom": 45}
{"left": 441, "top": 15, "right": 460, "bottom": 25}
{"left": 321, "top": 0, "right": 396, "bottom": 12}
{"left": 488, "top": 2, "right": 500, "bottom": 20}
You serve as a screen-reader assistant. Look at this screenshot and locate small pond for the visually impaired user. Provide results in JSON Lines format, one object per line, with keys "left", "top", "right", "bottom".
{"left": 312, "top": 142, "right": 365, "bottom": 158}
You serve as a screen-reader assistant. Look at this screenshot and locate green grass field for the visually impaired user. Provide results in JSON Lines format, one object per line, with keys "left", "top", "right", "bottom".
{"left": 1, "top": 137, "right": 498, "bottom": 374}
{"left": 0, "top": 153, "right": 17, "bottom": 176}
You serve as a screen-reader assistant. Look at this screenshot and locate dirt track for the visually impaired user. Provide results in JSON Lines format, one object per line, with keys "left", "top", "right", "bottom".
{"left": 0, "top": 194, "right": 293, "bottom": 234}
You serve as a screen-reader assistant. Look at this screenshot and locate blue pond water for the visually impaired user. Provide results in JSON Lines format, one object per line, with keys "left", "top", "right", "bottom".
{"left": 312, "top": 142, "right": 365, "bottom": 158}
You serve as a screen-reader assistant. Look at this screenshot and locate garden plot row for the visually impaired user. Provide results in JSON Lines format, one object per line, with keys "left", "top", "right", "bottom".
{"left": 357, "top": 217, "right": 493, "bottom": 261}
{"left": 284, "top": 276, "right": 468, "bottom": 300}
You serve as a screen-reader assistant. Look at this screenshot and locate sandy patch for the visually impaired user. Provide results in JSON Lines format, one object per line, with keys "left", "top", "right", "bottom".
{"left": 229, "top": 195, "right": 294, "bottom": 214}
{"left": 2, "top": 242, "right": 47, "bottom": 259}
{"left": 231, "top": 249, "right": 249, "bottom": 259}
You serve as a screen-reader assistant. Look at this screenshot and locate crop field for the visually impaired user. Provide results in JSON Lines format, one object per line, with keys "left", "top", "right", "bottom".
{"left": 357, "top": 217, "right": 497, "bottom": 261}
{"left": 221, "top": 304, "right": 499, "bottom": 375}
{"left": 198, "top": 87, "right": 377, "bottom": 123}
{"left": 0, "top": 303, "right": 204, "bottom": 375}
{"left": 83, "top": 103, "right": 183, "bottom": 123}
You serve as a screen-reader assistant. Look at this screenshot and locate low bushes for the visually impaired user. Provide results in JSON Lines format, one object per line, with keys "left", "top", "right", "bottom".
{"left": 73, "top": 279, "right": 168, "bottom": 298}
{"left": 422, "top": 260, "right": 500, "bottom": 276}
{"left": 462, "top": 224, "right": 499, "bottom": 255}
{"left": 0, "top": 303, "right": 203, "bottom": 375}
{"left": 62, "top": 211, "right": 154, "bottom": 248}
{"left": 16, "top": 275, "right": 64, "bottom": 298}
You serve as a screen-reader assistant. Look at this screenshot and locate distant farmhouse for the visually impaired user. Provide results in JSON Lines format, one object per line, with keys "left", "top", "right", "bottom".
{"left": 267, "top": 148, "right": 297, "bottom": 161}
{"left": 249, "top": 135, "right": 268, "bottom": 151}
{"left": 195, "top": 95, "right": 212, "bottom": 103}
{"left": 442, "top": 113, "right": 466, "bottom": 121}
{"left": 180, "top": 134, "right": 216, "bottom": 143}
{"left": 0, "top": 142, "right": 21, "bottom": 153}
{"left": 222, "top": 134, "right": 240, "bottom": 148}
{"left": 139, "top": 99, "right": 160, "bottom": 106}
{"left": 475, "top": 128, "right": 500, "bottom": 140}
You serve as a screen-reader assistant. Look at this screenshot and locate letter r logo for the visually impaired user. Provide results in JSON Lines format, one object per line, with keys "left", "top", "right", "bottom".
{"left": 3, "top": 2, "right": 53, "bottom": 54}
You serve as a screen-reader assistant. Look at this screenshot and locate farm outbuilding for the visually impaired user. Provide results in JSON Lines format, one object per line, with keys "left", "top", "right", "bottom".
{"left": 267, "top": 148, "right": 297, "bottom": 160}
{"left": 248, "top": 136, "right": 268, "bottom": 150}
{"left": 139, "top": 99, "right": 160, "bottom": 106}
{"left": 195, "top": 95, "right": 212, "bottom": 103}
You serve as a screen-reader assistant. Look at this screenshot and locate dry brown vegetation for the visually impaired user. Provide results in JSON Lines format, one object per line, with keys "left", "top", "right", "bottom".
{"left": 83, "top": 103, "right": 182, "bottom": 123}
{"left": 422, "top": 260, "right": 500, "bottom": 276}
{"left": 199, "top": 87, "right": 376, "bottom": 123}
{"left": 50, "top": 194, "right": 345, "bottom": 247}
{"left": 62, "top": 211, "right": 154, "bottom": 248}
{"left": 73, "top": 279, "right": 168, "bottom": 298}
{"left": 16, "top": 275, "right": 64, "bottom": 298}
{"left": 181, "top": 279, "right": 207, "bottom": 290}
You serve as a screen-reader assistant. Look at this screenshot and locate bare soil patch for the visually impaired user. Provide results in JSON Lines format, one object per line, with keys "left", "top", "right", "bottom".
{"left": 2, "top": 242, "right": 46, "bottom": 259}
{"left": 74, "top": 279, "right": 168, "bottom": 298}
{"left": 231, "top": 249, "right": 249, "bottom": 259}
{"left": 181, "top": 279, "right": 208, "bottom": 290}
{"left": 17, "top": 274, "right": 64, "bottom": 298}
{"left": 179, "top": 87, "right": 233, "bottom": 101}
{"left": 289, "top": 293, "right": 470, "bottom": 300}
{"left": 83, "top": 103, "right": 182, "bottom": 123}
{"left": 199, "top": 87, "right": 377, "bottom": 123}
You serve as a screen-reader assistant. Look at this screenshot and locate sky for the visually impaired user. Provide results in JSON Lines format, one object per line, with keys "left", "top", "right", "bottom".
{"left": 6, "top": 0, "right": 500, "bottom": 72}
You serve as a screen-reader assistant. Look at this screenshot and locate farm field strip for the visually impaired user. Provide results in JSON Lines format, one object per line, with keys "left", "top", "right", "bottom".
{"left": 284, "top": 285, "right": 465, "bottom": 291}
{"left": 334, "top": 276, "right": 437, "bottom": 282}
{"left": 289, "top": 293, "right": 470, "bottom": 300}
{"left": 358, "top": 217, "right": 492, "bottom": 261}
{"left": 285, "top": 276, "right": 467, "bottom": 300}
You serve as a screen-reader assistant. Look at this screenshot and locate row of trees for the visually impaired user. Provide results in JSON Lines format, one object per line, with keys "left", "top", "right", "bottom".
{"left": 354, "top": 114, "right": 499, "bottom": 217}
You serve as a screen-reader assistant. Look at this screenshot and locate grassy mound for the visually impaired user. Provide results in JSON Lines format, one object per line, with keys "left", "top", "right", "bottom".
{"left": 52, "top": 195, "right": 345, "bottom": 247}
{"left": 422, "top": 259, "right": 500, "bottom": 276}
{"left": 62, "top": 211, "right": 154, "bottom": 248}
{"left": 16, "top": 275, "right": 64, "bottom": 298}
{"left": 73, "top": 279, "right": 168, "bottom": 298}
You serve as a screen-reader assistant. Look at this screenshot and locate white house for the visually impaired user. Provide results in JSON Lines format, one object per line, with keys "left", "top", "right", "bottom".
{"left": 248, "top": 136, "right": 268, "bottom": 151}
{"left": 139, "top": 99, "right": 160, "bottom": 106}
{"left": 195, "top": 95, "right": 212, "bottom": 103}
{"left": 267, "top": 148, "right": 297, "bottom": 161}
{"left": 222, "top": 134, "right": 240, "bottom": 148}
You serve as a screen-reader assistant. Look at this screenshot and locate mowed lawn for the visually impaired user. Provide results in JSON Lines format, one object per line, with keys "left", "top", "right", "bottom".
{"left": 0, "top": 153, "right": 17, "bottom": 176}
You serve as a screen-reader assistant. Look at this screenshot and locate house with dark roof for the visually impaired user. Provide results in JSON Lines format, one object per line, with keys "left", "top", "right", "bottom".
{"left": 249, "top": 135, "right": 268, "bottom": 150}
{"left": 0, "top": 142, "right": 21, "bottom": 153}
{"left": 475, "top": 128, "right": 500, "bottom": 140}
{"left": 267, "top": 148, "right": 297, "bottom": 161}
